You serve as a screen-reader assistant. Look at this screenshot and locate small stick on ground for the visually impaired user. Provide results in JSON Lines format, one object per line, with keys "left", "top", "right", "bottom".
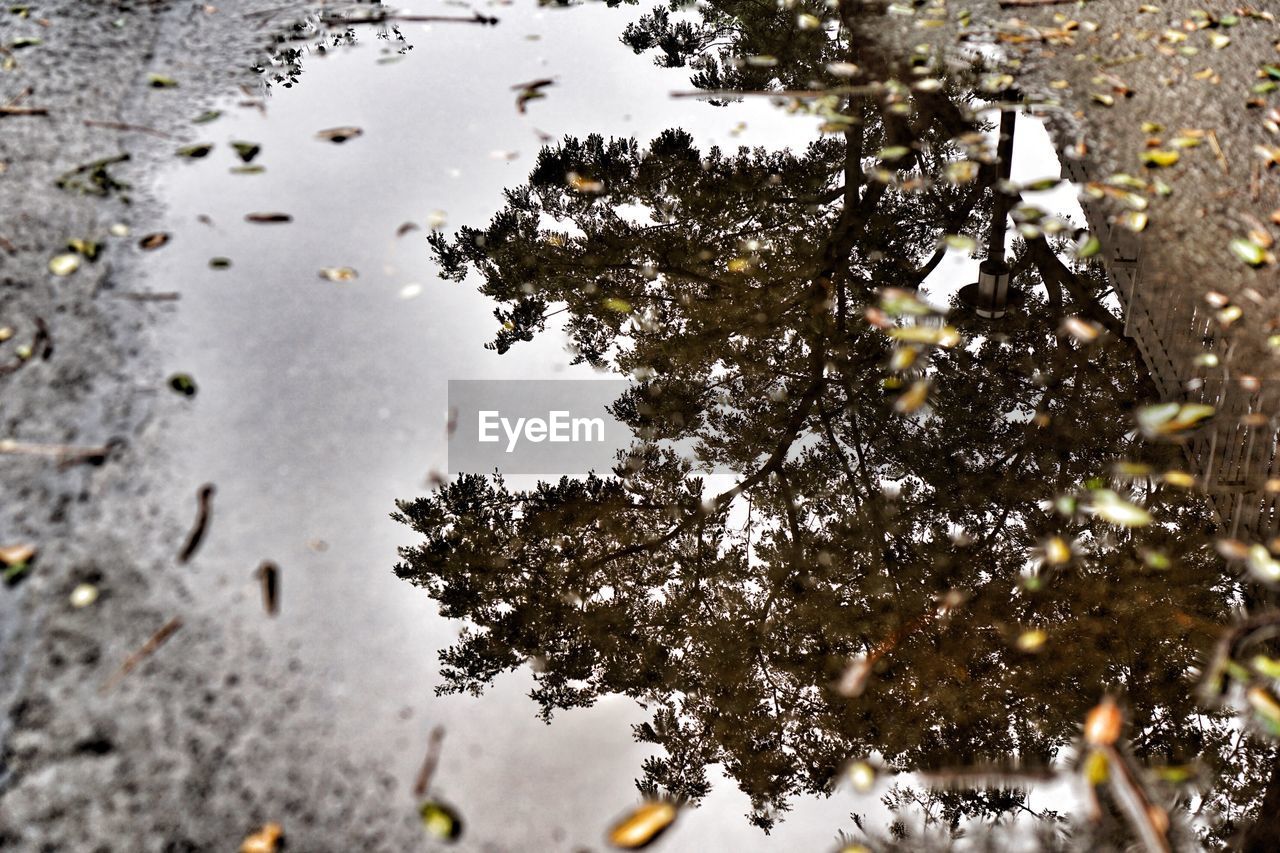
{"left": 110, "top": 291, "right": 181, "bottom": 302}
{"left": 412, "top": 726, "right": 446, "bottom": 798}
{"left": 100, "top": 617, "right": 183, "bottom": 694}
{"left": 1209, "top": 130, "right": 1228, "bottom": 175}
{"left": 0, "top": 437, "right": 121, "bottom": 466}
{"left": 0, "top": 106, "right": 48, "bottom": 117}
{"left": 177, "top": 484, "right": 215, "bottom": 564}
{"left": 83, "top": 119, "right": 177, "bottom": 139}
{"left": 997, "top": 0, "right": 1082, "bottom": 6}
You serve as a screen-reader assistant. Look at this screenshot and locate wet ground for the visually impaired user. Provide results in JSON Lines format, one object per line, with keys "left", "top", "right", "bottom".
{"left": 6, "top": 1, "right": 1280, "bottom": 852}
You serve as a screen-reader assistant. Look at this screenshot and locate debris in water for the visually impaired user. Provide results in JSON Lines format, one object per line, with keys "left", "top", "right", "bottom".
{"left": 168, "top": 373, "right": 197, "bottom": 397}
{"left": 607, "top": 801, "right": 678, "bottom": 849}
{"left": 316, "top": 126, "right": 362, "bottom": 143}
{"left": 318, "top": 266, "right": 358, "bottom": 282}
{"left": 256, "top": 561, "right": 279, "bottom": 616}
{"left": 138, "top": 232, "right": 170, "bottom": 251}
{"left": 177, "top": 483, "right": 215, "bottom": 564}
{"left": 231, "top": 141, "right": 261, "bottom": 163}
{"left": 412, "top": 725, "right": 446, "bottom": 797}
{"left": 512, "top": 77, "right": 555, "bottom": 114}
{"left": 419, "top": 801, "right": 463, "bottom": 842}
{"left": 147, "top": 73, "right": 179, "bottom": 88}
{"left": 245, "top": 212, "right": 291, "bottom": 223}
{"left": 175, "top": 143, "right": 213, "bottom": 159}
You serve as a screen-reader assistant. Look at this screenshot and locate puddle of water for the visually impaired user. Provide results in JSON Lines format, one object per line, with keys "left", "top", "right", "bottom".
{"left": 132, "top": 1, "right": 1280, "bottom": 850}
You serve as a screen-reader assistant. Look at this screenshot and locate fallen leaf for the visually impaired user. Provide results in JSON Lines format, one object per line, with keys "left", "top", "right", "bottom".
{"left": 48, "top": 253, "right": 80, "bottom": 275}
{"left": 175, "top": 143, "right": 213, "bottom": 159}
{"left": 1084, "top": 697, "right": 1123, "bottom": 746}
{"left": 245, "top": 213, "right": 291, "bottom": 223}
{"left": 231, "top": 141, "right": 261, "bottom": 163}
{"left": 138, "top": 232, "right": 170, "bottom": 250}
{"left": 419, "top": 801, "right": 463, "bottom": 841}
{"left": 318, "top": 266, "right": 358, "bottom": 282}
{"left": 608, "top": 801, "right": 678, "bottom": 849}
{"left": 316, "top": 126, "right": 362, "bottom": 143}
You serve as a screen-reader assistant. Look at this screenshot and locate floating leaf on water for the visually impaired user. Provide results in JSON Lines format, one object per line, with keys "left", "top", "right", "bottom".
{"left": 888, "top": 326, "right": 960, "bottom": 348}
{"left": 893, "top": 379, "right": 930, "bottom": 414}
{"left": 1091, "top": 93, "right": 1115, "bottom": 107}
{"left": 1137, "top": 402, "right": 1214, "bottom": 437}
{"left": 1075, "top": 235, "right": 1102, "bottom": 259}
{"left": 1016, "top": 628, "right": 1048, "bottom": 652}
{"left": 318, "top": 267, "right": 358, "bottom": 282}
{"left": 888, "top": 346, "right": 918, "bottom": 372}
{"left": 1194, "top": 352, "right": 1220, "bottom": 367}
{"left": 1084, "top": 696, "right": 1123, "bottom": 746}
{"left": 879, "top": 288, "right": 933, "bottom": 317}
{"left": 147, "top": 72, "right": 178, "bottom": 88}
{"left": 943, "top": 234, "right": 976, "bottom": 252}
{"left": 1043, "top": 536, "right": 1072, "bottom": 566}
{"left": 1089, "top": 489, "right": 1152, "bottom": 527}
{"left": 192, "top": 110, "right": 221, "bottom": 124}
{"left": 1249, "top": 686, "right": 1280, "bottom": 736}
{"left": 240, "top": 822, "right": 284, "bottom": 853}
{"left": 398, "top": 283, "right": 423, "bottom": 300}
{"left": 231, "top": 165, "right": 264, "bottom": 175}
{"left": 726, "top": 257, "right": 752, "bottom": 273}
{"left": 1217, "top": 304, "right": 1243, "bottom": 325}
{"left": 1141, "top": 120, "right": 1165, "bottom": 134}
{"left": 608, "top": 801, "right": 677, "bottom": 849}
{"left": 1060, "top": 316, "right": 1101, "bottom": 343}
{"left": 1162, "top": 470, "right": 1196, "bottom": 488}
{"left": 1118, "top": 210, "right": 1148, "bottom": 232}
{"left": 1141, "top": 149, "right": 1179, "bottom": 167}
{"left": 1230, "top": 237, "right": 1268, "bottom": 267}
{"left": 48, "top": 253, "right": 80, "bottom": 276}
{"left": 245, "top": 213, "right": 291, "bottom": 223}
{"left": 1253, "top": 655, "right": 1280, "bottom": 680}
{"left": 1247, "top": 544, "right": 1280, "bottom": 583}
{"left": 945, "top": 160, "right": 979, "bottom": 184}
{"left": 1142, "top": 549, "right": 1172, "bottom": 570}
{"left": 428, "top": 210, "right": 448, "bottom": 230}
{"left": 743, "top": 55, "right": 778, "bottom": 67}
{"left": 69, "top": 583, "right": 99, "bottom": 608}
{"left": 168, "top": 373, "right": 197, "bottom": 397}
{"left": 1217, "top": 538, "right": 1249, "bottom": 560}
{"left": 878, "top": 146, "right": 911, "bottom": 162}
{"left": 138, "top": 232, "right": 170, "bottom": 250}
{"left": 109, "top": 223, "right": 130, "bottom": 237}
{"left": 1209, "top": 32, "right": 1231, "bottom": 49}
{"left": 209, "top": 257, "right": 231, "bottom": 269}
{"left": 568, "top": 172, "right": 605, "bottom": 193}
{"left": 175, "top": 144, "right": 212, "bottom": 159}
{"left": 419, "top": 801, "right": 463, "bottom": 841}
{"left": 603, "top": 297, "right": 632, "bottom": 314}
{"left": 846, "top": 760, "right": 876, "bottom": 793}
{"left": 826, "top": 61, "right": 860, "bottom": 77}
{"left": 232, "top": 141, "right": 261, "bottom": 163}
{"left": 796, "top": 12, "right": 821, "bottom": 29}
{"left": 316, "top": 126, "right": 362, "bottom": 143}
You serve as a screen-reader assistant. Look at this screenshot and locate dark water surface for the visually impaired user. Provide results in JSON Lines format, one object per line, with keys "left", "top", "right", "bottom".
{"left": 140, "top": 2, "right": 1280, "bottom": 850}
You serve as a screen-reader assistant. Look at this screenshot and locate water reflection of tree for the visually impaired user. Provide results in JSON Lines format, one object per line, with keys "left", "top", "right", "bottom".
{"left": 395, "top": 6, "right": 1278, "bottom": 849}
